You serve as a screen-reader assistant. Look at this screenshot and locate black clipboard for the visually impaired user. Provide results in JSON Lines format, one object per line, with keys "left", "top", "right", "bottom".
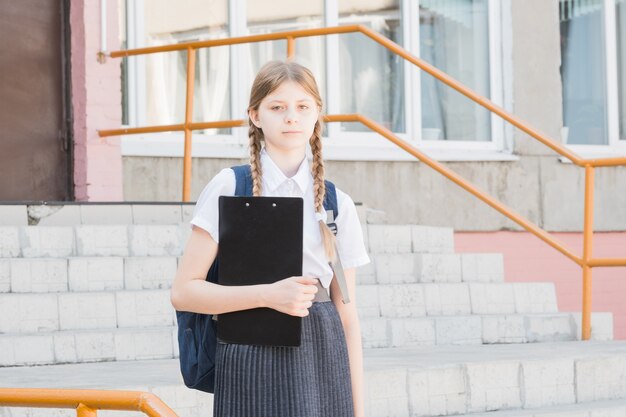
{"left": 216, "top": 196, "right": 303, "bottom": 347}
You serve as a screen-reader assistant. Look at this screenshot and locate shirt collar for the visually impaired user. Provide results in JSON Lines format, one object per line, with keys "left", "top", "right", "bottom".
{"left": 260, "top": 147, "right": 311, "bottom": 194}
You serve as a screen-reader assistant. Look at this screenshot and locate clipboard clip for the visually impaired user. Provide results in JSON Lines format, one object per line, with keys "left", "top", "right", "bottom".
{"left": 326, "top": 210, "right": 351, "bottom": 304}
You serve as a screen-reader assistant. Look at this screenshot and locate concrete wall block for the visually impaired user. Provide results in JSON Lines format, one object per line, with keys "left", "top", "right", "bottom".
{"left": 367, "top": 225, "right": 412, "bottom": 253}
{"left": 374, "top": 254, "right": 417, "bottom": 284}
{"left": 182, "top": 205, "right": 194, "bottom": 224}
{"left": 80, "top": 205, "right": 133, "bottom": 224}
{"left": 521, "top": 358, "right": 575, "bottom": 408}
{"left": 525, "top": 314, "right": 577, "bottom": 342}
{"left": 576, "top": 356, "right": 626, "bottom": 402}
{"left": 21, "top": 227, "right": 74, "bottom": 258}
{"left": 58, "top": 293, "right": 117, "bottom": 330}
{"left": 124, "top": 257, "right": 177, "bottom": 290}
{"left": 482, "top": 315, "right": 526, "bottom": 344}
{"left": 0, "top": 294, "right": 59, "bottom": 332}
{"left": 424, "top": 283, "right": 471, "bottom": 316}
{"left": 415, "top": 254, "right": 462, "bottom": 283}
{"left": 355, "top": 285, "right": 380, "bottom": 318}
{"left": 513, "top": 282, "right": 559, "bottom": 313}
{"left": 435, "top": 316, "right": 482, "bottom": 345}
{"left": 132, "top": 204, "right": 182, "bottom": 224}
{"left": 466, "top": 361, "right": 522, "bottom": 412}
{"left": 172, "top": 326, "right": 179, "bottom": 358}
{"left": 389, "top": 318, "right": 436, "bottom": 347}
{"left": 10, "top": 259, "right": 68, "bottom": 293}
{"left": 115, "top": 290, "right": 175, "bottom": 327}
{"left": 469, "top": 283, "right": 516, "bottom": 314}
{"left": 360, "top": 318, "right": 390, "bottom": 348}
{"left": 363, "top": 369, "right": 409, "bottom": 417}
{"left": 356, "top": 257, "right": 376, "bottom": 284}
{"left": 68, "top": 257, "right": 124, "bottom": 291}
{"left": 0, "top": 206, "right": 28, "bottom": 226}
{"left": 407, "top": 365, "right": 467, "bottom": 416}
{"left": 411, "top": 225, "right": 455, "bottom": 254}
{"left": 0, "top": 334, "right": 54, "bottom": 366}
{"left": 379, "top": 284, "right": 426, "bottom": 318}
{"left": 114, "top": 329, "right": 174, "bottom": 360}
{"left": 573, "top": 312, "right": 614, "bottom": 341}
{"left": 30, "top": 205, "right": 81, "bottom": 226}
{"left": 74, "top": 331, "right": 116, "bottom": 362}
{"left": 129, "top": 225, "right": 183, "bottom": 256}
{"left": 53, "top": 333, "right": 78, "bottom": 363}
{"left": 75, "top": 225, "right": 129, "bottom": 256}
{"left": 0, "top": 259, "right": 10, "bottom": 292}
{"left": 0, "top": 227, "right": 21, "bottom": 257}
{"left": 461, "top": 253, "right": 505, "bottom": 283}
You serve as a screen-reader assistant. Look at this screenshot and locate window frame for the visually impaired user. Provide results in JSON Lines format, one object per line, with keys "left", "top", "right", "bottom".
{"left": 121, "top": 0, "right": 515, "bottom": 162}
{"left": 561, "top": 0, "right": 626, "bottom": 158}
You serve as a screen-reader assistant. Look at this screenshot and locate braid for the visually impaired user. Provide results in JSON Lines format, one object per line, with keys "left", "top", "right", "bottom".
{"left": 248, "top": 124, "right": 263, "bottom": 196}
{"left": 310, "top": 119, "right": 337, "bottom": 262}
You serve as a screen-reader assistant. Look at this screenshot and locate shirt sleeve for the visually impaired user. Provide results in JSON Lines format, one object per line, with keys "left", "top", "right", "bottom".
{"left": 189, "top": 168, "right": 236, "bottom": 243}
{"left": 334, "top": 188, "right": 371, "bottom": 269}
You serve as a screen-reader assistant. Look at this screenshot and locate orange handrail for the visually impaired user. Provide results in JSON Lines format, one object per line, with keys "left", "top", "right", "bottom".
{"left": 98, "top": 24, "right": 626, "bottom": 340}
{"left": 0, "top": 388, "right": 178, "bottom": 417}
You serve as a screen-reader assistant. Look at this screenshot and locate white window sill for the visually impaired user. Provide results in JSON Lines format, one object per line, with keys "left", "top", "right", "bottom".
{"left": 120, "top": 134, "right": 520, "bottom": 162}
{"left": 557, "top": 143, "right": 626, "bottom": 164}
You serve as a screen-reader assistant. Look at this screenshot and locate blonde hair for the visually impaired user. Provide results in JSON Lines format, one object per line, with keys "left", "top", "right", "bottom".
{"left": 247, "top": 60, "right": 336, "bottom": 262}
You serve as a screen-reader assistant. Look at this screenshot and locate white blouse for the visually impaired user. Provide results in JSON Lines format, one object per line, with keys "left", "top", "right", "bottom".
{"left": 190, "top": 147, "right": 370, "bottom": 289}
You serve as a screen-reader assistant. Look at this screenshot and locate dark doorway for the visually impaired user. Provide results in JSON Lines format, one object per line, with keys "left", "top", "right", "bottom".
{"left": 0, "top": 0, "right": 73, "bottom": 201}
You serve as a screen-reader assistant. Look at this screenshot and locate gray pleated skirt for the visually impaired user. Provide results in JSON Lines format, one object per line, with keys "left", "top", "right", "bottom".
{"left": 213, "top": 300, "right": 354, "bottom": 417}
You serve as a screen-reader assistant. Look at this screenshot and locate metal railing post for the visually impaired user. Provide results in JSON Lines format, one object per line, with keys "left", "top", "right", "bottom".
{"left": 582, "top": 164, "right": 595, "bottom": 340}
{"left": 183, "top": 47, "right": 196, "bottom": 202}
{"left": 77, "top": 403, "right": 98, "bottom": 417}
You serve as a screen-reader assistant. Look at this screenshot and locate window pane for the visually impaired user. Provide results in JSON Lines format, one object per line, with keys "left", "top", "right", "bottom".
{"left": 246, "top": 1, "right": 326, "bottom": 115}
{"left": 339, "top": 0, "right": 405, "bottom": 133}
{"left": 560, "top": 0, "right": 608, "bottom": 145}
{"left": 419, "top": 0, "right": 491, "bottom": 141}
{"left": 616, "top": 0, "right": 626, "bottom": 140}
{"left": 137, "top": 0, "right": 231, "bottom": 134}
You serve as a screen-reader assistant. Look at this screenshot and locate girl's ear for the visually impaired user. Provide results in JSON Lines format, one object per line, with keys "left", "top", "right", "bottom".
{"left": 249, "top": 109, "right": 261, "bottom": 128}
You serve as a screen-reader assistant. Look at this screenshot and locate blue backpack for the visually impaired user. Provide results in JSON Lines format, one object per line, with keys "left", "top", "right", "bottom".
{"left": 176, "top": 164, "right": 339, "bottom": 393}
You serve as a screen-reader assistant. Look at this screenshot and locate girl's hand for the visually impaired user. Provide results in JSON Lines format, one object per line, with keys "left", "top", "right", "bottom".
{"left": 261, "top": 276, "right": 319, "bottom": 317}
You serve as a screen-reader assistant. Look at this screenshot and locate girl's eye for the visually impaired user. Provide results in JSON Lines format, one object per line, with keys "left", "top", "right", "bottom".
{"left": 271, "top": 106, "right": 282, "bottom": 110}
{"left": 300, "top": 105, "right": 309, "bottom": 109}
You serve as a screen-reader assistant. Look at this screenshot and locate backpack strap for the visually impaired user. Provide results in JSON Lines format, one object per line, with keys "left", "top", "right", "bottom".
{"left": 231, "top": 164, "right": 253, "bottom": 196}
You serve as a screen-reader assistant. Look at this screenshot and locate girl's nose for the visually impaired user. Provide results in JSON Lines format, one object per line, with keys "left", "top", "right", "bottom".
{"left": 284, "top": 109, "right": 298, "bottom": 123}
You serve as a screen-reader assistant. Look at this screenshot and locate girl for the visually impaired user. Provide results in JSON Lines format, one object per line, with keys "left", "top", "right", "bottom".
{"left": 170, "top": 60, "right": 370, "bottom": 417}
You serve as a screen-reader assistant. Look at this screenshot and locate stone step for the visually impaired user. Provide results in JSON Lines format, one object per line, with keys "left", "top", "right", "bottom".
{"left": 0, "top": 290, "right": 175, "bottom": 333}
{"left": 359, "top": 252, "right": 505, "bottom": 284}
{"left": 0, "top": 223, "right": 456, "bottom": 259}
{"left": 0, "top": 203, "right": 195, "bottom": 227}
{"left": 0, "top": 225, "right": 192, "bottom": 258}
{"left": 0, "top": 256, "right": 179, "bottom": 293}
{"left": 357, "top": 282, "right": 558, "bottom": 318}
{"left": 360, "top": 312, "right": 613, "bottom": 348}
{"left": 0, "top": 251, "right": 505, "bottom": 294}
{"left": 0, "top": 326, "right": 178, "bottom": 367}
{"left": 467, "top": 399, "right": 626, "bottom": 416}
{"left": 2, "top": 341, "right": 626, "bottom": 417}
{"left": 0, "top": 280, "right": 560, "bottom": 334}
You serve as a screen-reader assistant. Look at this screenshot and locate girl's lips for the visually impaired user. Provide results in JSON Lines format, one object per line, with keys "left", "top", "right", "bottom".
{"left": 283, "top": 131, "right": 303, "bottom": 134}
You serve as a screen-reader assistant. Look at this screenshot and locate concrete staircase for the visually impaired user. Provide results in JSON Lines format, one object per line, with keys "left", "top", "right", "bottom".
{"left": 0, "top": 203, "right": 623, "bottom": 417}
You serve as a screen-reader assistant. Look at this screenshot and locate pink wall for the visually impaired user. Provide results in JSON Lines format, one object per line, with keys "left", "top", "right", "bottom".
{"left": 454, "top": 231, "right": 626, "bottom": 339}
{"left": 70, "top": 0, "right": 123, "bottom": 201}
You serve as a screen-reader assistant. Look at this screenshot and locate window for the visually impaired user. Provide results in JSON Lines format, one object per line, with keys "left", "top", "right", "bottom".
{"left": 419, "top": 0, "right": 492, "bottom": 141}
{"left": 121, "top": 0, "right": 506, "bottom": 160}
{"left": 338, "top": 0, "right": 405, "bottom": 133}
{"left": 559, "top": 0, "right": 626, "bottom": 152}
{"left": 560, "top": 0, "right": 608, "bottom": 145}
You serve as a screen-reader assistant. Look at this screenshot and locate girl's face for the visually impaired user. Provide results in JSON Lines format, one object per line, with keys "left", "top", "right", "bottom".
{"left": 249, "top": 80, "right": 320, "bottom": 153}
